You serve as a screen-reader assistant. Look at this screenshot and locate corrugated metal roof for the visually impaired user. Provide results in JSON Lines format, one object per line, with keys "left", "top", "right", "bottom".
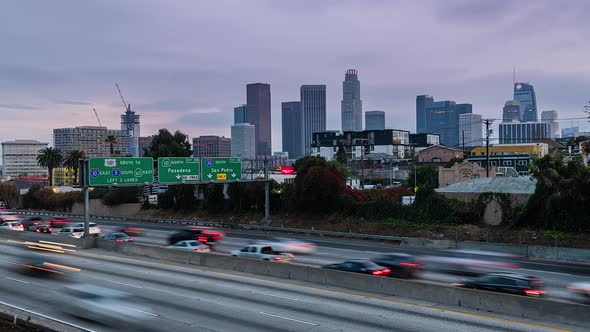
{"left": 435, "top": 176, "right": 536, "bottom": 194}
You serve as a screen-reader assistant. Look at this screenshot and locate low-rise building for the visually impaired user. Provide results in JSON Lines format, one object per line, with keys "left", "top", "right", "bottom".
{"left": 52, "top": 167, "right": 77, "bottom": 186}
{"left": 417, "top": 145, "right": 462, "bottom": 163}
{"left": 193, "top": 135, "right": 231, "bottom": 158}
{"left": 13, "top": 176, "right": 49, "bottom": 190}
{"left": 466, "top": 143, "right": 548, "bottom": 175}
{"left": 439, "top": 160, "right": 495, "bottom": 187}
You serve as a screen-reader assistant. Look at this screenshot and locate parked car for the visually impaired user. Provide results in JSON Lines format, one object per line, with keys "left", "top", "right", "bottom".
{"left": 48, "top": 217, "right": 71, "bottom": 228}
{"left": 166, "top": 240, "right": 210, "bottom": 252}
{"left": 254, "top": 237, "right": 316, "bottom": 254}
{"left": 168, "top": 226, "right": 224, "bottom": 248}
{"left": 27, "top": 225, "right": 52, "bottom": 234}
{"left": 322, "top": 260, "right": 391, "bottom": 276}
{"left": 231, "top": 245, "right": 294, "bottom": 262}
{"left": 567, "top": 282, "right": 590, "bottom": 304}
{"left": 58, "top": 227, "right": 85, "bottom": 238}
{"left": 102, "top": 232, "right": 134, "bottom": 242}
{"left": 370, "top": 253, "right": 420, "bottom": 278}
{"left": 67, "top": 222, "right": 101, "bottom": 236}
{"left": 0, "top": 221, "right": 24, "bottom": 231}
{"left": 452, "top": 273, "right": 544, "bottom": 297}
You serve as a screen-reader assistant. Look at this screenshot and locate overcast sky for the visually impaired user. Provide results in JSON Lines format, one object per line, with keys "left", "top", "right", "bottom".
{"left": 1, "top": 0, "right": 589, "bottom": 155}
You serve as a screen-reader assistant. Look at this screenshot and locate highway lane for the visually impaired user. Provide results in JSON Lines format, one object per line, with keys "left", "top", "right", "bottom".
{"left": 0, "top": 240, "right": 577, "bottom": 332}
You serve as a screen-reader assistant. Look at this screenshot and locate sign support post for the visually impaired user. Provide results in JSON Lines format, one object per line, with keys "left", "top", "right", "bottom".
{"left": 79, "top": 159, "right": 90, "bottom": 241}
{"left": 263, "top": 157, "right": 270, "bottom": 225}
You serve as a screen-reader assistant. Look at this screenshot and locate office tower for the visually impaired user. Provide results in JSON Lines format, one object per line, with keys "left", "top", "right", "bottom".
{"left": 541, "top": 110, "right": 559, "bottom": 139}
{"left": 234, "top": 104, "right": 247, "bottom": 124}
{"left": 246, "top": 83, "right": 272, "bottom": 156}
{"left": 120, "top": 106, "right": 140, "bottom": 157}
{"left": 514, "top": 82, "right": 538, "bottom": 122}
{"left": 192, "top": 136, "right": 231, "bottom": 158}
{"left": 341, "top": 69, "right": 362, "bottom": 131}
{"left": 53, "top": 126, "right": 130, "bottom": 157}
{"left": 415, "top": 95, "right": 472, "bottom": 147}
{"left": 459, "top": 113, "right": 483, "bottom": 147}
{"left": 503, "top": 100, "right": 521, "bottom": 122}
{"left": 231, "top": 123, "right": 256, "bottom": 159}
{"left": 499, "top": 121, "right": 550, "bottom": 144}
{"left": 1, "top": 140, "right": 49, "bottom": 178}
{"left": 301, "top": 85, "right": 326, "bottom": 156}
{"left": 365, "top": 111, "right": 385, "bottom": 130}
{"left": 281, "top": 101, "right": 303, "bottom": 159}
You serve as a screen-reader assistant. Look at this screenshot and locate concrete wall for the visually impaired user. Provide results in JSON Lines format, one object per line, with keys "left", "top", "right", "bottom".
{"left": 93, "top": 240, "right": 589, "bottom": 329}
{"left": 72, "top": 199, "right": 141, "bottom": 216}
{"left": 0, "top": 229, "right": 93, "bottom": 249}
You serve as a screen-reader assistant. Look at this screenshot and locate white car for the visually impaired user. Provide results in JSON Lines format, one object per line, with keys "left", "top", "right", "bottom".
{"left": 166, "top": 240, "right": 211, "bottom": 252}
{"left": 0, "top": 222, "right": 24, "bottom": 231}
{"left": 67, "top": 222, "right": 101, "bottom": 236}
{"left": 255, "top": 237, "right": 316, "bottom": 254}
{"left": 231, "top": 244, "right": 294, "bottom": 262}
{"left": 58, "top": 226, "right": 85, "bottom": 238}
{"left": 0, "top": 214, "right": 20, "bottom": 223}
{"left": 567, "top": 282, "right": 590, "bottom": 304}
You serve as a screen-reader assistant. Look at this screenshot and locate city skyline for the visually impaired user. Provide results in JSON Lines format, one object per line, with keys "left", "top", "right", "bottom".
{"left": 1, "top": 1, "right": 589, "bottom": 157}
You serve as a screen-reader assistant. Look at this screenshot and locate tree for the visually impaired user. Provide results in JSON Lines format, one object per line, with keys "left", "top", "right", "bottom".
{"left": 336, "top": 141, "right": 347, "bottom": 164}
{"left": 144, "top": 129, "right": 192, "bottom": 159}
{"left": 63, "top": 150, "right": 85, "bottom": 185}
{"left": 0, "top": 182, "right": 18, "bottom": 208}
{"left": 36, "top": 147, "right": 63, "bottom": 186}
{"left": 104, "top": 135, "right": 118, "bottom": 156}
{"left": 407, "top": 164, "right": 439, "bottom": 191}
{"left": 444, "top": 157, "right": 464, "bottom": 168}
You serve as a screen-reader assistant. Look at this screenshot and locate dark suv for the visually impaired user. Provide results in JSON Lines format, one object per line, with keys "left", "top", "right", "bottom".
{"left": 453, "top": 273, "right": 544, "bottom": 297}
{"left": 371, "top": 253, "right": 420, "bottom": 278}
{"left": 168, "top": 227, "right": 224, "bottom": 249}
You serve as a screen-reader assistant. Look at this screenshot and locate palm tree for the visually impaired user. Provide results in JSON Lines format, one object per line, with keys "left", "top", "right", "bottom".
{"left": 64, "top": 150, "right": 85, "bottom": 185}
{"left": 104, "top": 135, "right": 118, "bottom": 156}
{"left": 36, "top": 147, "right": 64, "bottom": 187}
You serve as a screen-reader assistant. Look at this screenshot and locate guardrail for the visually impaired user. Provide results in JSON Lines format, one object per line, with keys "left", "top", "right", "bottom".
{"left": 0, "top": 300, "right": 95, "bottom": 332}
{"left": 11, "top": 210, "right": 410, "bottom": 244}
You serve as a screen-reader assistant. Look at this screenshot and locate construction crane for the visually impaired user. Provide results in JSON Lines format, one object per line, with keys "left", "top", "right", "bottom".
{"left": 115, "top": 82, "right": 131, "bottom": 112}
{"left": 92, "top": 108, "right": 102, "bottom": 127}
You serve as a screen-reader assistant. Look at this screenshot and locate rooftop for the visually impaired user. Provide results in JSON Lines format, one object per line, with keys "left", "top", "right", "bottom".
{"left": 1, "top": 140, "right": 48, "bottom": 145}
{"left": 436, "top": 176, "right": 536, "bottom": 194}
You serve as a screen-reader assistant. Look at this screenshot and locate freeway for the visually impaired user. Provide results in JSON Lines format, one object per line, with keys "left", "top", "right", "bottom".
{"left": 92, "top": 223, "right": 587, "bottom": 303}
{"left": 0, "top": 240, "right": 577, "bottom": 332}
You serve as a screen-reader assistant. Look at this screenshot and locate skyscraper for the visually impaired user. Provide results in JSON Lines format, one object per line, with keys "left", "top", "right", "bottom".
{"left": 120, "top": 106, "right": 140, "bottom": 157}
{"left": 234, "top": 104, "right": 247, "bottom": 124}
{"left": 281, "top": 101, "right": 303, "bottom": 159}
{"left": 416, "top": 95, "right": 472, "bottom": 147}
{"left": 246, "top": 83, "right": 272, "bottom": 156}
{"left": 231, "top": 124, "right": 256, "bottom": 159}
{"left": 514, "top": 82, "right": 538, "bottom": 122}
{"left": 541, "top": 110, "right": 559, "bottom": 138}
{"left": 365, "top": 111, "right": 385, "bottom": 130}
{"left": 1, "top": 140, "right": 49, "bottom": 178}
{"left": 503, "top": 100, "right": 521, "bottom": 122}
{"left": 53, "top": 126, "right": 130, "bottom": 157}
{"left": 459, "top": 113, "right": 483, "bottom": 147}
{"left": 301, "top": 85, "right": 326, "bottom": 156}
{"left": 341, "top": 69, "right": 362, "bottom": 131}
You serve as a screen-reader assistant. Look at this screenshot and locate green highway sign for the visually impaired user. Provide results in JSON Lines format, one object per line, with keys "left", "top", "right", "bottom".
{"left": 201, "top": 157, "right": 242, "bottom": 182}
{"left": 158, "top": 157, "right": 200, "bottom": 183}
{"left": 88, "top": 157, "right": 154, "bottom": 186}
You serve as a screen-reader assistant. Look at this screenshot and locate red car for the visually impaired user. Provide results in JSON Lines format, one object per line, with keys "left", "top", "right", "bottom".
{"left": 48, "top": 217, "right": 71, "bottom": 228}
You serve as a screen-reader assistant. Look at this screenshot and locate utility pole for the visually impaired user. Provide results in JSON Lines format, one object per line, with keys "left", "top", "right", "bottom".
{"left": 462, "top": 130, "right": 465, "bottom": 157}
{"left": 484, "top": 119, "right": 493, "bottom": 177}
{"left": 262, "top": 156, "right": 270, "bottom": 225}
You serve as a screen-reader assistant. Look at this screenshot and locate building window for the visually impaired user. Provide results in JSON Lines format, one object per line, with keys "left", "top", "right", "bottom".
{"left": 491, "top": 161, "right": 497, "bottom": 166}
{"left": 432, "top": 157, "right": 441, "bottom": 162}
{"left": 503, "top": 161, "right": 512, "bottom": 166}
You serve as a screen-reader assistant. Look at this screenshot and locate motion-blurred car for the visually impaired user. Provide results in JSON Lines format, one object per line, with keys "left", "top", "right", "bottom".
{"left": 119, "top": 226, "right": 142, "bottom": 236}
{"left": 58, "top": 226, "right": 85, "bottom": 238}
{"left": 166, "top": 240, "right": 211, "bottom": 252}
{"left": 17, "top": 253, "right": 79, "bottom": 278}
{"left": 322, "top": 260, "right": 391, "bottom": 276}
{"left": 102, "top": 232, "right": 135, "bottom": 242}
{"left": 567, "top": 282, "right": 590, "bottom": 304}
{"left": 370, "top": 253, "right": 420, "bottom": 278}
{"left": 47, "top": 217, "right": 71, "bottom": 228}
{"left": 231, "top": 244, "right": 294, "bottom": 262}
{"left": 421, "top": 249, "right": 520, "bottom": 276}
{"left": 62, "top": 284, "right": 156, "bottom": 331}
{"left": 0, "top": 213, "right": 20, "bottom": 223}
{"left": 452, "top": 273, "right": 544, "bottom": 297}
{"left": 27, "top": 225, "right": 52, "bottom": 233}
{"left": 67, "top": 222, "right": 101, "bottom": 236}
{"left": 254, "top": 237, "right": 316, "bottom": 254}
{"left": 168, "top": 226, "right": 225, "bottom": 248}
{"left": 0, "top": 221, "right": 24, "bottom": 231}
{"left": 21, "top": 216, "right": 46, "bottom": 228}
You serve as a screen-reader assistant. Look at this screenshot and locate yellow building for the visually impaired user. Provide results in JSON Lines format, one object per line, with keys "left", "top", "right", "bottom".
{"left": 52, "top": 167, "right": 77, "bottom": 186}
{"left": 470, "top": 143, "right": 548, "bottom": 158}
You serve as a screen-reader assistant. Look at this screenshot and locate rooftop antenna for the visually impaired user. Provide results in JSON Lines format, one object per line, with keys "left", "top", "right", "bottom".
{"left": 512, "top": 65, "right": 516, "bottom": 85}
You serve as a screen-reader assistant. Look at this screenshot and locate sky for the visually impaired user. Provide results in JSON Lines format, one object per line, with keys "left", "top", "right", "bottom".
{"left": 1, "top": 0, "right": 589, "bottom": 156}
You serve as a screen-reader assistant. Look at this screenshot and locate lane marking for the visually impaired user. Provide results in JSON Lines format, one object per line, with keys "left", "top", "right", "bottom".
{"left": 250, "top": 291, "right": 299, "bottom": 301}
{"left": 2, "top": 276, "right": 30, "bottom": 284}
{"left": 259, "top": 312, "right": 318, "bottom": 326}
{"left": 107, "top": 280, "right": 143, "bottom": 288}
{"left": 123, "top": 307, "right": 159, "bottom": 317}
{"left": 75, "top": 251, "right": 572, "bottom": 332}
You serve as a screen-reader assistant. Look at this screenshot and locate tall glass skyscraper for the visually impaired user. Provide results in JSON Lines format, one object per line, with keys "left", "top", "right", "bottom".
{"left": 120, "top": 106, "right": 140, "bottom": 157}
{"left": 246, "top": 83, "right": 272, "bottom": 156}
{"left": 503, "top": 100, "right": 521, "bottom": 122}
{"left": 341, "top": 69, "right": 362, "bottom": 131}
{"left": 415, "top": 95, "right": 472, "bottom": 147}
{"left": 234, "top": 104, "right": 247, "bottom": 124}
{"left": 365, "top": 111, "right": 385, "bottom": 130}
{"left": 301, "top": 85, "right": 326, "bottom": 156}
{"left": 514, "top": 82, "right": 537, "bottom": 122}
{"left": 541, "top": 110, "right": 559, "bottom": 138}
{"left": 281, "top": 101, "right": 303, "bottom": 159}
